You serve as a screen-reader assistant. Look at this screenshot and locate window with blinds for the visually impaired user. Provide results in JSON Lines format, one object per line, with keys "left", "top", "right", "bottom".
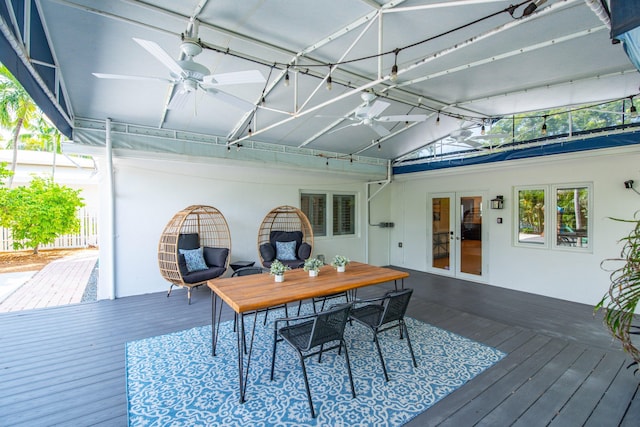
{"left": 301, "top": 193, "right": 327, "bottom": 236}
{"left": 333, "top": 194, "right": 355, "bottom": 235}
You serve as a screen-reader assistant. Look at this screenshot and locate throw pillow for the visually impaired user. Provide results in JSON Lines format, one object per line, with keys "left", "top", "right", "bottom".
{"left": 276, "top": 240, "right": 297, "bottom": 261}
{"left": 203, "top": 247, "right": 229, "bottom": 268}
{"left": 179, "top": 247, "right": 208, "bottom": 272}
{"left": 260, "top": 243, "right": 276, "bottom": 262}
{"left": 298, "top": 242, "right": 312, "bottom": 260}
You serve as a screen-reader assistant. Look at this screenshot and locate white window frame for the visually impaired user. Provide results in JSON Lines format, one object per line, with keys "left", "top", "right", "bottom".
{"left": 513, "top": 183, "right": 592, "bottom": 252}
{"left": 300, "top": 191, "right": 358, "bottom": 239}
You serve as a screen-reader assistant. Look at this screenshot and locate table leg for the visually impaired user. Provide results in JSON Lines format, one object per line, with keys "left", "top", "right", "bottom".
{"left": 237, "top": 310, "right": 259, "bottom": 403}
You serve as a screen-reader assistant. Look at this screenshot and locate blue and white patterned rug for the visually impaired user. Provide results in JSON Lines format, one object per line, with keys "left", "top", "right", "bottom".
{"left": 126, "top": 307, "right": 505, "bottom": 426}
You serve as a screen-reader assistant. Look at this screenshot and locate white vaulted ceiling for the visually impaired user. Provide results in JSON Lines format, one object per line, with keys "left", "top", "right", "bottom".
{"left": 3, "top": 0, "right": 639, "bottom": 165}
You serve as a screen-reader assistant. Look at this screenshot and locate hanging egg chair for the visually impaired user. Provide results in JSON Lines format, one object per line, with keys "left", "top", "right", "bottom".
{"left": 257, "top": 205, "right": 314, "bottom": 269}
{"left": 158, "top": 205, "right": 231, "bottom": 304}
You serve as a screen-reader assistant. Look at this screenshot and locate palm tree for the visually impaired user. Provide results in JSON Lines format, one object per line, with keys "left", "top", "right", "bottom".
{"left": 0, "top": 64, "right": 38, "bottom": 187}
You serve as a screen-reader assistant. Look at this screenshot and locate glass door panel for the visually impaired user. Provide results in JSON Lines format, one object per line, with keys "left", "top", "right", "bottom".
{"left": 431, "top": 197, "right": 451, "bottom": 270}
{"left": 459, "top": 196, "right": 483, "bottom": 276}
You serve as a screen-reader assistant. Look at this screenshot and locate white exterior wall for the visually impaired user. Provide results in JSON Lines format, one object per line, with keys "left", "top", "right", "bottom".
{"left": 387, "top": 146, "right": 640, "bottom": 306}
{"left": 89, "top": 144, "right": 640, "bottom": 307}
{"left": 94, "top": 154, "right": 373, "bottom": 299}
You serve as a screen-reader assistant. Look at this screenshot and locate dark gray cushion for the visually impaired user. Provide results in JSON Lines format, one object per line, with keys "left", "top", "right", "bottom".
{"left": 260, "top": 243, "right": 276, "bottom": 262}
{"left": 178, "top": 233, "right": 199, "bottom": 250}
{"left": 181, "top": 266, "right": 226, "bottom": 284}
{"left": 298, "top": 242, "right": 312, "bottom": 260}
{"left": 270, "top": 230, "right": 303, "bottom": 250}
{"left": 203, "top": 247, "right": 229, "bottom": 268}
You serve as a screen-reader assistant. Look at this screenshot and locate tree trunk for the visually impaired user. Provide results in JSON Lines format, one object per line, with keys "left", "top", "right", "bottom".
{"left": 7, "top": 117, "right": 23, "bottom": 188}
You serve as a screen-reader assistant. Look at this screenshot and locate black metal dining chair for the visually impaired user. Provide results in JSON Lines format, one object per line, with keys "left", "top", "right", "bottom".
{"left": 349, "top": 288, "right": 417, "bottom": 382}
{"left": 270, "top": 303, "right": 356, "bottom": 418}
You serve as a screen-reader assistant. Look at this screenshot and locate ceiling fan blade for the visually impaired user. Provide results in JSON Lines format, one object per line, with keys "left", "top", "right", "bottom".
{"left": 203, "top": 87, "right": 254, "bottom": 110}
{"left": 202, "top": 70, "right": 266, "bottom": 86}
{"left": 371, "top": 124, "right": 390, "bottom": 137}
{"left": 92, "top": 73, "right": 171, "bottom": 83}
{"left": 327, "top": 122, "right": 361, "bottom": 135}
{"left": 133, "top": 38, "right": 185, "bottom": 77}
{"left": 167, "top": 88, "right": 192, "bottom": 110}
{"left": 377, "top": 114, "right": 427, "bottom": 122}
{"left": 366, "top": 100, "right": 390, "bottom": 118}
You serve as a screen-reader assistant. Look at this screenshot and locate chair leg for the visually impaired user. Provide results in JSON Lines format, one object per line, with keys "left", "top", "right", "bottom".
{"left": 187, "top": 288, "right": 192, "bottom": 305}
{"left": 298, "top": 354, "right": 316, "bottom": 418}
{"left": 373, "top": 333, "right": 389, "bottom": 382}
{"left": 341, "top": 338, "right": 356, "bottom": 399}
{"left": 167, "top": 284, "right": 174, "bottom": 298}
{"left": 270, "top": 329, "right": 278, "bottom": 381}
{"left": 402, "top": 321, "right": 418, "bottom": 367}
{"left": 263, "top": 307, "right": 270, "bottom": 325}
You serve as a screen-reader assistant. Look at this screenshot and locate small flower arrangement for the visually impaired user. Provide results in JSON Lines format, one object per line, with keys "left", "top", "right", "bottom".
{"left": 303, "top": 257, "right": 324, "bottom": 272}
{"left": 331, "top": 255, "right": 350, "bottom": 268}
{"left": 270, "top": 259, "right": 290, "bottom": 276}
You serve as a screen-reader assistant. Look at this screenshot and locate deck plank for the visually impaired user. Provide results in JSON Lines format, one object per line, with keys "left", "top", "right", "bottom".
{"left": 0, "top": 267, "right": 637, "bottom": 426}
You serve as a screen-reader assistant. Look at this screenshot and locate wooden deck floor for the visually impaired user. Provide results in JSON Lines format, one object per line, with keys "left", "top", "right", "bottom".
{"left": 0, "top": 268, "right": 638, "bottom": 426}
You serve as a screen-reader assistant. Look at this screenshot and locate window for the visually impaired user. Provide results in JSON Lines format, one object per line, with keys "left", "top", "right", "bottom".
{"left": 514, "top": 183, "right": 591, "bottom": 250}
{"left": 517, "top": 187, "right": 546, "bottom": 245}
{"left": 333, "top": 194, "right": 355, "bottom": 235}
{"left": 301, "top": 192, "right": 356, "bottom": 237}
{"left": 300, "top": 193, "right": 326, "bottom": 236}
{"left": 555, "top": 185, "right": 590, "bottom": 249}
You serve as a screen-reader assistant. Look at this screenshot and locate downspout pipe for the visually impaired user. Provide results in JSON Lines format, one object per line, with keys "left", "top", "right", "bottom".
{"left": 106, "top": 118, "right": 116, "bottom": 300}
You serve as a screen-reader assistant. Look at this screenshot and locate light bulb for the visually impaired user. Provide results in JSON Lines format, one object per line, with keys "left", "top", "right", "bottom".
{"left": 436, "top": 113, "right": 440, "bottom": 126}
{"left": 390, "top": 64, "right": 398, "bottom": 82}
{"left": 481, "top": 124, "right": 486, "bottom": 135}
{"left": 542, "top": 123, "right": 547, "bottom": 135}
{"left": 284, "top": 72, "right": 290, "bottom": 87}
{"left": 631, "top": 105, "right": 637, "bottom": 118}
{"left": 326, "top": 75, "right": 332, "bottom": 91}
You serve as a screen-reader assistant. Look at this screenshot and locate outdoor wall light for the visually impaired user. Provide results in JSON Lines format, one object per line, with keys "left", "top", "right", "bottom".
{"left": 490, "top": 195, "right": 504, "bottom": 209}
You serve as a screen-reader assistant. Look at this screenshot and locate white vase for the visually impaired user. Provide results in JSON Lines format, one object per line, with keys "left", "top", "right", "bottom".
{"left": 337, "top": 265, "right": 346, "bottom": 273}
{"left": 309, "top": 270, "right": 318, "bottom": 277}
{"left": 274, "top": 274, "right": 284, "bottom": 282}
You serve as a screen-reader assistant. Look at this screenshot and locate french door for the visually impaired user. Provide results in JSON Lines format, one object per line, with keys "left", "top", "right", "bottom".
{"left": 429, "top": 192, "right": 487, "bottom": 280}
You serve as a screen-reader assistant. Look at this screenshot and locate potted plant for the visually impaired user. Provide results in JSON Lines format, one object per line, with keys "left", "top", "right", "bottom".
{"left": 331, "top": 255, "right": 350, "bottom": 272}
{"left": 595, "top": 213, "right": 640, "bottom": 370}
{"left": 270, "top": 259, "right": 290, "bottom": 282}
{"left": 303, "top": 258, "right": 324, "bottom": 277}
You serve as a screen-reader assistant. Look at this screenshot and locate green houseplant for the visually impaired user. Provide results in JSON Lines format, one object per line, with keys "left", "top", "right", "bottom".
{"left": 595, "top": 213, "right": 640, "bottom": 370}
{"left": 270, "top": 259, "right": 290, "bottom": 282}
{"left": 331, "top": 255, "right": 350, "bottom": 272}
{"left": 303, "top": 258, "right": 324, "bottom": 276}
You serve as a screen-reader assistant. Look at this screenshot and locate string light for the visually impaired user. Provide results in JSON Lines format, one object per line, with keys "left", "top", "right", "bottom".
{"left": 326, "top": 65, "right": 332, "bottom": 90}
{"left": 284, "top": 67, "right": 290, "bottom": 87}
{"left": 436, "top": 111, "right": 440, "bottom": 126}
{"left": 541, "top": 115, "right": 547, "bottom": 135}
{"left": 630, "top": 96, "right": 637, "bottom": 118}
{"left": 480, "top": 121, "right": 486, "bottom": 135}
{"left": 390, "top": 49, "right": 399, "bottom": 82}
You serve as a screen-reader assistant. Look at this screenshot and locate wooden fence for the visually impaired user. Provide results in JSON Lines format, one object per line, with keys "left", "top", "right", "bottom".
{"left": 0, "top": 209, "right": 98, "bottom": 252}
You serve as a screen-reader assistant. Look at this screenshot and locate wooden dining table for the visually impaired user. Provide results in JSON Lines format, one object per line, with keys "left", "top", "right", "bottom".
{"left": 207, "top": 261, "right": 409, "bottom": 403}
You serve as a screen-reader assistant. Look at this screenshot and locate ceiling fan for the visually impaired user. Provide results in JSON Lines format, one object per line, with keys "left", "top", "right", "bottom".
{"left": 93, "top": 23, "right": 265, "bottom": 111}
{"left": 445, "top": 123, "right": 509, "bottom": 148}
{"left": 328, "top": 92, "right": 427, "bottom": 137}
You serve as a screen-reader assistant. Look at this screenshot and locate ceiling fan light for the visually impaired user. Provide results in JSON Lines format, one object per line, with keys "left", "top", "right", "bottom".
{"left": 180, "top": 39, "right": 202, "bottom": 58}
